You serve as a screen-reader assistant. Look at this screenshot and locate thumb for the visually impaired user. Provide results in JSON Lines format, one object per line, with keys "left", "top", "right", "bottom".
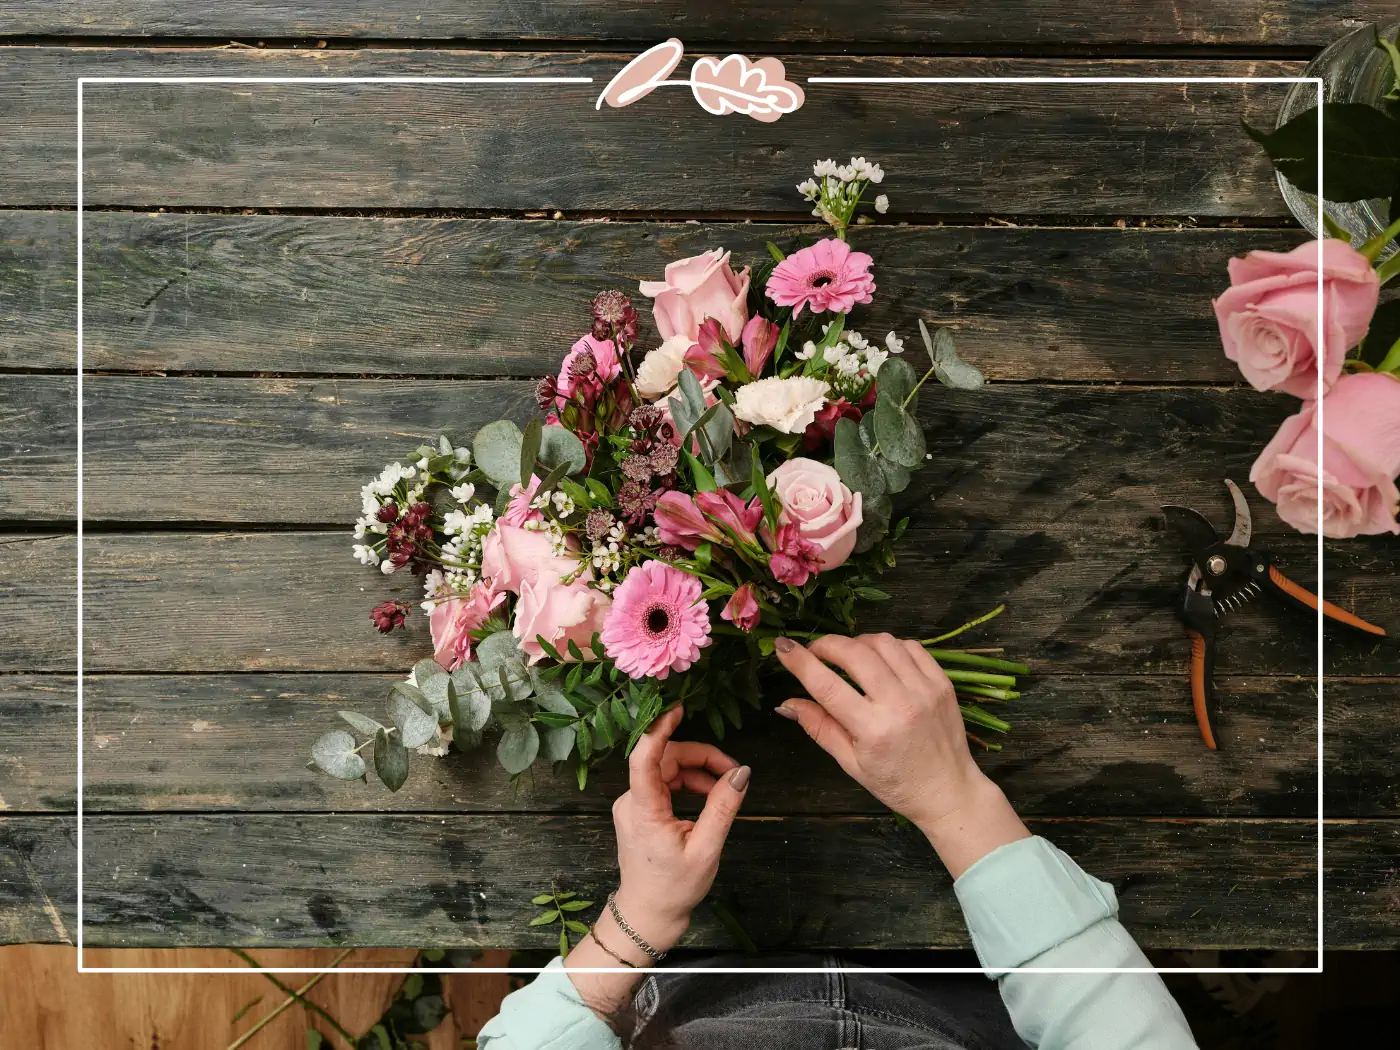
{"left": 689, "top": 764, "right": 750, "bottom": 857}
{"left": 777, "top": 699, "right": 859, "bottom": 774}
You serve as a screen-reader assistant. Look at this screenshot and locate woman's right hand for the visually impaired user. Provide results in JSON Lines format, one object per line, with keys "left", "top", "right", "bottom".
{"left": 773, "top": 633, "right": 1029, "bottom": 877}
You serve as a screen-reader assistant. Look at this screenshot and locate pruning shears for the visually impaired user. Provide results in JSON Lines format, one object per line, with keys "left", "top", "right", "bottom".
{"left": 1162, "top": 479, "right": 1387, "bottom": 750}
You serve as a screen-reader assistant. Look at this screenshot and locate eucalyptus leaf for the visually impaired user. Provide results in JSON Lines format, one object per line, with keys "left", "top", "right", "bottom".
{"left": 373, "top": 727, "right": 410, "bottom": 792}
{"left": 311, "top": 730, "right": 365, "bottom": 780}
{"left": 498, "top": 724, "right": 541, "bottom": 774}
{"left": 414, "top": 658, "right": 452, "bottom": 720}
{"left": 338, "top": 711, "right": 383, "bottom": 736}
{"left": 473, "top": 419, "right": 525, "bottom": 487}
{"left": 542, "top": 724, "right": 577, "bottom": 762}
{"left": 854, "top": 493, "right": 893, "bottom": 554}
{"left": 388, "top": 687, "right": 438, "bottom": 749}
{"left": 875, "top": 356, "right": 917, "bottom": 406}
{"left": 833, "top": 417, "right": 888, "bottom": 503}
{"left": 677, "top": 368, "right": 708, "bottom": 417}
{"left": 477, "top": 630, "right": 524, "bottom": 672}
{"left": 879, "top": 454, "right": 911, "bottom": 494}
{"left": 919, "top": 320, "right": 984, "bottom": 390}
{"left": 874, "top": 393, "right": 926, "bottom": 469}
{"left": 448, "top": 669, "right": 492, "bottom": 732}
{"left": 534, "top": 687, "right": 577, "bottom": 717}
{"left": 539, "top": 425, "right": 588, "bottom": 476}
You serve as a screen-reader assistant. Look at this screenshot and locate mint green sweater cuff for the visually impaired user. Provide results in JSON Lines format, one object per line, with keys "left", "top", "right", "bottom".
{"left": 476, "top": 957, "right": 622, "bottom": 1050}
{"left": 953, "top": 835, "right": 1120, "bottom": 974}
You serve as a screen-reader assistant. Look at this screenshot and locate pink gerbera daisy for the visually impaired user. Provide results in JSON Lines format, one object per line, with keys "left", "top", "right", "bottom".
{"left": 600, "top": 561, "right": 712, "bottom": 679}
{"left": 765, "top": 237, "right": 876, "bottom": 318}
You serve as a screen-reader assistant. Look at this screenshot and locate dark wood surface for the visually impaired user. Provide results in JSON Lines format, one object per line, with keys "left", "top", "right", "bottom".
{"left": 1, "top": 3, "right": 1396, "bottom": 950}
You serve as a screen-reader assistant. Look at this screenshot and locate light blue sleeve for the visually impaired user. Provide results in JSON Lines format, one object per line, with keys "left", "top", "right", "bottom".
{"left": 954, "top": 836, "right": 1199, "bottom": 1050}
{"left": 476, "top": 957, "right": 622, "bottom": 1050}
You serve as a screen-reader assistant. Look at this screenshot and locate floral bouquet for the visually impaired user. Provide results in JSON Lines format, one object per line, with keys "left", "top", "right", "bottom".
{"left": 310, "top": 158, "right": 1027, "bottom": 792}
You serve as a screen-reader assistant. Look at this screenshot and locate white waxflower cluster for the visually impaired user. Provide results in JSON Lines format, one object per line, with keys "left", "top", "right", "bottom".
{"left": 522, "top": 514, "right": 574, "bottom": 561}
{"left": 798, "top": 157, "right": 889, "bottom": 229}
{"left": 438, "top": 502, "right": 495, "bottom": 593}
{"left": 351, "top": 460, "right": 425, "bottom": 565}
{"left": 795, "top": 327, "right": 896, "bottom": 398}
{"left": 530, "top": 487, "right": 576, "bottom": 518}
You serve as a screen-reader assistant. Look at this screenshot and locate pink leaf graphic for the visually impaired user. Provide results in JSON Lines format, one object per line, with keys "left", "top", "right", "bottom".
{"left": 689, "top": 54, "right": 805, "bottom": 123}
{"left": 597, "top": 38, "right": 686, "bottom": 110}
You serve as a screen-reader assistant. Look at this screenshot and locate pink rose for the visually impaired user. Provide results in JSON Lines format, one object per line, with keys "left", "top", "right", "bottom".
{"left": 1251, "top": 372, "right": 1400, "bottom": 538}
{"left": 556, "top": 334, "right": 621, "bottom": 402}
{"left": 639, "top": 248, "right": 751, "bottom": 344}
{"left": 1214, "top": 238, "right": 1379, "bottom": 399}
{"left": 740, "top": 314, "right": 779, "bottom": 377}
{"left": 480, "top": 524, "right": 580, "bottom": 594}
{"left": 767, "top": 523, "right": 823, "bottom": 586}
{"left": 767, "top": 458, "right": 864, "bottom": 570}
{"left": 513, "top": 576, "right": 612, "bottom": 666}
{"left": 502, "top": 474, "right": 544, "bottom": 527}
{"left": 429, "top": 582, "right": 507, "bottom": 671}
{"left": 720, "top": 582, "right": 761, "bottom": 632}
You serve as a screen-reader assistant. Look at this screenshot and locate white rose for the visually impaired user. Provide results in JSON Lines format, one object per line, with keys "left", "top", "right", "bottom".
{"left": 732, "top": 376, "right": 830, "bottom": 434}
{"left": 636, "top": 335, "right": 694, "bottom": 400}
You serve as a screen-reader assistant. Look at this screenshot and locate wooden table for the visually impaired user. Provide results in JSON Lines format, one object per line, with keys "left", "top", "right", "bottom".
{"left": 2, "top": 2, "right": 1397, "bottom": 953}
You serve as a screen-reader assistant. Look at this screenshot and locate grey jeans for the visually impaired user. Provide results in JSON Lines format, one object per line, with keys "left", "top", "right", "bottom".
{"left": 628, "top": 954, "right": 1024, "bottom": 1050}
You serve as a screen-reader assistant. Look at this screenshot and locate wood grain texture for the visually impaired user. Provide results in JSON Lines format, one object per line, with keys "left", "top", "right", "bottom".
{"left": 0, "top": 945, "right": 482, "bottom": 1050}
{"left": 9, "top": 813, "right": 1393, "bottom": 948}
{"left": 5, "top": 376, "right": 1311, "bottom": 529}
{"left": 5, "top": 529, "right": 1393, "bottom": 676}
{"left": 4, "top": 49, "right": 1295, "bottom": 213}
{"left": 8, "top": 672, "right": 1373, "bottom": 817}
{"left": 6, "top": 210, "right": 1307, "bottom": 377}
{"left": 0, "top": 1, "right": 1384, "bottom": 46}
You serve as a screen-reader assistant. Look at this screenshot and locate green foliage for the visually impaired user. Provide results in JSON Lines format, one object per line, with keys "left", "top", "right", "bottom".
{"left": 472, "top": 419, "right": 525, "bottom": 487}
{"left": 1245, "top": 103, "right": 1400, "bottom": 205}
{"left": 919, "top": 319, "right": 985, "bottom": 390}
{"left": 1358, "top": 300, "right": 1400, "bottom": 372}
{"left": 530, "top": 883, "right": 596, "bottom": 958}
{"left": 373, "top": 727, "right": 410, "bottom": 793}
{"left": 311, "top": 730, "right": 365, "bottom": 781}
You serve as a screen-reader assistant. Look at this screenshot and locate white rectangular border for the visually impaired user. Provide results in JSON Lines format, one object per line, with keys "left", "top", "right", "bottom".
{"left": 75, "top": 74, "right": 1326, "bottom": 975}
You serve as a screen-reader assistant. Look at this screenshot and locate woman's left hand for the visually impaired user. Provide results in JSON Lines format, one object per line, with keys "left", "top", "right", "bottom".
{"left": 609, "top": 705, "right": 751, "bottom": 955}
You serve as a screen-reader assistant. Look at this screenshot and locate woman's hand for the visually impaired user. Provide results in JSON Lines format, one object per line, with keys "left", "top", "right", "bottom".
{"left": 774, "top": 634, "right": 1028, "bottom": 878}
{"left": 610, "top": 705, "right": 751, "bottom": 953}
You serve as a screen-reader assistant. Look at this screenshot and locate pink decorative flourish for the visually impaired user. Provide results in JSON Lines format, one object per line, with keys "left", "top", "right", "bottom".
{"left": 596, "top": 39, "right": 805, "bottom": 123}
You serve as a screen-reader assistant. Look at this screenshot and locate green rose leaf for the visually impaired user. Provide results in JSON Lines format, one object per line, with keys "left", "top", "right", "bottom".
{"left": 373, "top": 727, "right": 410, "bottom": 792}
{"left": 311, "top": 730, "right": 365, "bottom": 780}
{"left": 388, "top": 685, "right": 438, "bottom": 749}
{"left": 338, "top": 711, "right": 383, "bottom": 736}
{"left": 473, "top": 419, "right": 525, "bottom": 487}
{"left": 498, "top": 724, "right": 540, "bottom": 774}
{"left": 833, "top": 417, "right": 887, "bottom": 503}
{"left": 1246, "top": 103, "right": 1400, "bottom": 203}
{"left": 519, "top": 417, "right": 544, "bottom": 486}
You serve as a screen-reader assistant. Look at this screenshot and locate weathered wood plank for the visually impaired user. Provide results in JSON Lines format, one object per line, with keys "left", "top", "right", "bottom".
{"left": 0, "top": 375, "right": 1314, "bottom": 531}
{"left": 9, "top": 814, "right": 1389, "bottom": 948}
{"left": 0, "top": 1, "right": 1384, "bottom": 46}
{"left": 5, "top": 210, "right": 1306, "bottom": 377}
{"left": 5, "top": 49, "right": 1296, "bottom": 214}
{"left": 6, "top": 529, "right": 1393, "bottom": 675}
{"left": 13, "top": 673, "right": 1390, "bottom": 818}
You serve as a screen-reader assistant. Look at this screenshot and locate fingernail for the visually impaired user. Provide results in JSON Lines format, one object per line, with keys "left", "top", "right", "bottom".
{"left": 774, "top": 704, "right": 798, "bottom": 721}
{"left": 774, "top": 637, "right": 795, "bottom": 653}
{"left": 728, "top": 765, "right": 751, "bottom": 791}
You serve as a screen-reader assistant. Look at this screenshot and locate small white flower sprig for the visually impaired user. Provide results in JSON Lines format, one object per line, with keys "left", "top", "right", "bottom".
{"left": 793, "top": 324, "right": 907, "bottom": 400}
{"left": 796, "top": 156, "right": 888, "bottom": 239}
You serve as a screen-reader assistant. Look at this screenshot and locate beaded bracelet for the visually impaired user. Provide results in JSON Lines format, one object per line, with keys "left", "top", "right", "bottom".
{"left": 607, "top": 892, "right": 668, "bottom": 962}
{"left": 586, "top": 924, "right": 638, "bottom": 968}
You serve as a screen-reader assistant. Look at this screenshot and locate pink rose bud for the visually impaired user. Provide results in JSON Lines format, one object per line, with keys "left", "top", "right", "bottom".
{"left": 740, "top": 314, "right": 780, "bottom": 377}
{"left": 1250, "top": 372, "right": 1400, "bottom": 538}
{"left": 639, "top": 248, "right": 751, "bottom": 344}
{"left": 1214, "top": 238, "right": 1379, "bottom": 399}
{"left": 721, "top": 582, "right": 761, "bottom": 632}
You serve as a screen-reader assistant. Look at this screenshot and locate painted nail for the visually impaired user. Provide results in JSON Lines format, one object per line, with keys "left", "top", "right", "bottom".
{"left": 774, "top": 705, "right": 799, "bottom": 721}
{"left": 774, "top": 637, "right": 795, "bottom": 653}
{"left": 728, "top": 765, "right": 751, "bottom": 791}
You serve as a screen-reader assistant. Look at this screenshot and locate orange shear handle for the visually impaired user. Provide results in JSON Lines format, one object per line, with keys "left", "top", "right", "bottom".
{"left": 1185, "top": 629, "right": 1219, "bottom": 750}
{"left": 1267, "top": 566, "right": 1387, "bottom": 637}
